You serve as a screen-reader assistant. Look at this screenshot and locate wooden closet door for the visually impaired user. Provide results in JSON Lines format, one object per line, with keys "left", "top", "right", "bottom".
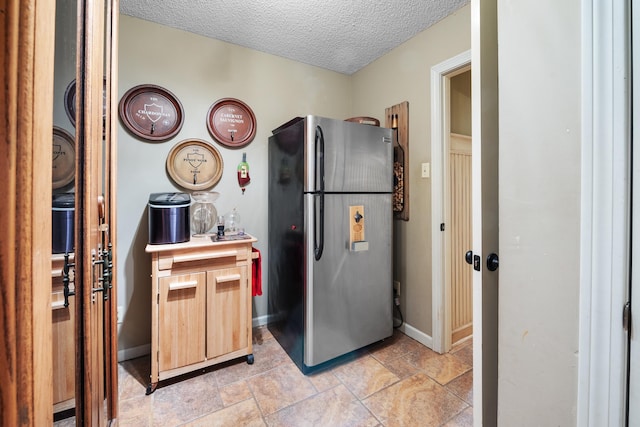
{"left": 76, "top": 0, "right": 118, "bottom": 424}
{"left": 0, "top": 1, "right": 56, "bottom": 425}
{"left": 75, "top": 0, "right": 106, "bottom": 422}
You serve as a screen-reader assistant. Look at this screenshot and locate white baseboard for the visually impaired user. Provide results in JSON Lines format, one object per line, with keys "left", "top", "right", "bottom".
{"left": 117, "top": 315, "right": 426, "bottom": 362}
{"left": 396, "top": 321, "right": 434, "bottom": 350}
{"left": 117, "top": 343, "right": 151, "bottom": 362}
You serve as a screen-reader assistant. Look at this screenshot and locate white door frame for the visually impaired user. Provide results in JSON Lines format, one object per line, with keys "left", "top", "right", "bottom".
{"left": 431, "top": 50, "right": 471, "bottom": 355}
{"left": 577, "top": 0, "right": 630, "bottom": 425}
{"left": 630, "top": 0, "right": 640, "bottom": 423}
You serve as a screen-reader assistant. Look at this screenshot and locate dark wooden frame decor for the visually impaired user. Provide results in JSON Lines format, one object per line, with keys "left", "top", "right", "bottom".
{"left": 385, "top": 101, "right": 410, "bottom": 221}
{"left": 166, "top": 138, "right": 224, "bottom": 191}
{"left": 206, "top": 98, "right": 257, "bottom": 148}
{"left": 118, "top": 84, "right": 184, "bottom": 142}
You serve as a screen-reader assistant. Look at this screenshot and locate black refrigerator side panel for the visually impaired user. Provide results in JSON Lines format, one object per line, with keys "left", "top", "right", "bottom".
{"left": 268, "top": 121, "right": 306, "bottom": 371}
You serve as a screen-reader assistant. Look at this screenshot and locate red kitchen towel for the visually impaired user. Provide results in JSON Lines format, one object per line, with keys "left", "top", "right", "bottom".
{"left": 252, "top": 247, "right": 262, "bottom": 296}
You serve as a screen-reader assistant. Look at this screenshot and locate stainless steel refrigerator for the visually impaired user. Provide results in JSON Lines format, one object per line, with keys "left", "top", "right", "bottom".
{"left": 268, "top": 115, "right": 393, "bottom": 373}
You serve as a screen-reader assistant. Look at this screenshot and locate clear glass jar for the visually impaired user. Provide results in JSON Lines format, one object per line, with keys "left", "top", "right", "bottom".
{"left": 225, "top": 208, "right": 241, "bottom": 235}
{"left": 190, "top": 191, "right": 219, "bottom": 236}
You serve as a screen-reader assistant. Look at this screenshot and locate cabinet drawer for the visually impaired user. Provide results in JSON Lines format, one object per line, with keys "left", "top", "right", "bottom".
{"left": 206, "top": 266, "right": 249, "bottom": 359}
{"left": 157, "top": 245, "right": 251, "bottom": 271}
{"left": 158, "top": 272, "right": 206, "bottom": 371}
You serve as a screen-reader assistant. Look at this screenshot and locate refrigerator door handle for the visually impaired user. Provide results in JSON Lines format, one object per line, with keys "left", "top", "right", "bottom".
{"left": 314, "top": 193, "right": 324, "bottom": 260}
{"left": 315, "top": 125, "right": 325, "bottom": 193}
{"left": 314, "top": 125, "right": 325, "bottom": 260}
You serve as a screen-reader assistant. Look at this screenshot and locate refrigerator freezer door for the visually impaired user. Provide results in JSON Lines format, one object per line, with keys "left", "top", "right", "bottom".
{"left": 305, "top": 116, "right": 393, "bottom": 194}
{"left": 304, "top": 192, "right": 393, "bottom": 367}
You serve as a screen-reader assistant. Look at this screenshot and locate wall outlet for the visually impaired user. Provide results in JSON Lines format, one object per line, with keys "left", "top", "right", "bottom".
{"left": 393, "top": 280, "right": 401, "bottom": 296}
{"left": 117, "top": 305, "right": 124, "bottom": 324}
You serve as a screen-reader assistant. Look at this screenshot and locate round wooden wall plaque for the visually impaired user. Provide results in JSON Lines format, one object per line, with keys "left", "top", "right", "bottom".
{"left": 166, "top": 139, "right": 223, "bottom": 190}
{"left": 119, "top": 84, "right": 184, "bottom": 142}
{"left": 206, "top": 98, "right": 256, "bottom": 148}
{"left": 52, "top": 126, "right": 75, "bottom": 189}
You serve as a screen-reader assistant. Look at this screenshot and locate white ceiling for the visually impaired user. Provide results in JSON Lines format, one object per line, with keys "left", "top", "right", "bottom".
{"left": 119, "top": 0, "right": 469, "bottom": 75}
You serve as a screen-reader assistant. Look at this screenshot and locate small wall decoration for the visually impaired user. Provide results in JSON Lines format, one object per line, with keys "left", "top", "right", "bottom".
{"left": 166, "top": 139, "right": 223, "bottom": 191}
{"left": 119, "top": 84, "right": 184, "bottom": 142}
{"left": 237, "top": 152, "right": 251, "bottom": 194}
{"left": 52, "top": 126, "right": 76, "bottom": 189}
{"left": 206, "top": 98, "right": 257, "bottom": 148}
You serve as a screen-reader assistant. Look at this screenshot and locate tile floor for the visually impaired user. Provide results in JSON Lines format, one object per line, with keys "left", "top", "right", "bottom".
{"left": 114, "top": 326, "right": 473, "bottom": 427}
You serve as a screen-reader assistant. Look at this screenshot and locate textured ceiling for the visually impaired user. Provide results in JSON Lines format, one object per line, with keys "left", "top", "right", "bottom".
{"left": 119, "top": 0, "right": 469, "bottom": 75}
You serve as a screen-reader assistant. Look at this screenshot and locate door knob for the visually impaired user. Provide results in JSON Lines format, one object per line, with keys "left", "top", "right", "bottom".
{"left": 487, "top": 253, "right": 499, "bottom": 271}
{"left": 466, "top": 250, "right": 481, "bottom": 271}
{"left": 465, "top": 250, "right": 473, "bottom": 265}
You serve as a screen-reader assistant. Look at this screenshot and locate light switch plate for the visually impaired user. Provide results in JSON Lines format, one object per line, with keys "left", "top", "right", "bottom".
{"left": 421, "top": 163, "right": 430, "bottom": 178}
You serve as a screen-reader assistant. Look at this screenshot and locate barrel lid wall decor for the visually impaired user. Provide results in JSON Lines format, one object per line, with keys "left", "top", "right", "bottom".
{"left": 206, "top": 98, "right": 256, "bottom": 148}
{"left": 119, "top": 84, "right": 184, "bottom": 142}
{"left": 166, "top": 139, "right": 223, "bottom": 191}
{"left": 52, "top": 126, "right": 75, "bottom": 189}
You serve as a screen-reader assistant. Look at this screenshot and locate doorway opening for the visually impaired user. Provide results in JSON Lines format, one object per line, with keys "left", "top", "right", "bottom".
{"left": 431, "top": 51, "right": 472, "bottom": 355}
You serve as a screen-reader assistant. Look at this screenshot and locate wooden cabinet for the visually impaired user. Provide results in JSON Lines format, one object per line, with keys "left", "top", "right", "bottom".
{"left": 51, "top": 254, "right": 75, "bottom": 413}
{"left": 146, "top": 236, "right": 257, "bottom": 393}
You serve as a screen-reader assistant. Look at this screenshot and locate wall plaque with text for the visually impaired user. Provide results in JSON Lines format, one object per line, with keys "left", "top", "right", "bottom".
{"left": 119, "top": 84, "right": 184, "bottom": 142}
{"left": 166, "top": 139, "right": 223, "bottom": 191}
{"left": 206, "top": 98, "right": 256, "bottom": 148}
{"left": 52, "top": 126, "right": 75, "bottom": 189}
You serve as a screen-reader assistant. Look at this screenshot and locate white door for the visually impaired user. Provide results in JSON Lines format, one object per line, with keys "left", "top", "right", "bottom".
{"left": 629, "top": 1, "right": 640, "bottom": 422}
{"left": 471, "top": 0, "right": 499, "bottom": 425}
{"left": 630, "top": 109, "right": 640, "bottom": 424}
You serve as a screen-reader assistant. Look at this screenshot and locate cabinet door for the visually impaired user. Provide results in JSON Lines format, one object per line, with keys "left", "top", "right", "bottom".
{"left": 207, "top": 266, "right": 249, "bottom": 359}
{"left": 159, "top": 272, "right": 206, "bottom": 371}
{"left": 52, "top": 287, "right": 75, "bottom": 408}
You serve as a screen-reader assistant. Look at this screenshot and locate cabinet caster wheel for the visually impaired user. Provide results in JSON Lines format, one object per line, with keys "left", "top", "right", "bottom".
{"left": 247, "top": 354, "right": 254, "bottom": 365}
{"left": 145, "top": 382, "right": 158, "bottom": 395}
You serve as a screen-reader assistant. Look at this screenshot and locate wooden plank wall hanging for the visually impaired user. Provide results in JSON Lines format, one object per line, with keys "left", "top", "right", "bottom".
{"left": 385, "top": 101, "right": 409, "bottom": 221}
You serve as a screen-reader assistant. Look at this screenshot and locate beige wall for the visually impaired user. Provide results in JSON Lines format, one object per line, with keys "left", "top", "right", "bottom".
{"left": 497, "top": 0, "right": 580, "bottom": 424}
{"left": 450, "top": 70, "right": 471, "bottom": 136}
{"left": 116, "top": 15, "right": 352, "bottom": 353}
{"left": 352, "top": 5, "right": 471, "bottom": 336}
